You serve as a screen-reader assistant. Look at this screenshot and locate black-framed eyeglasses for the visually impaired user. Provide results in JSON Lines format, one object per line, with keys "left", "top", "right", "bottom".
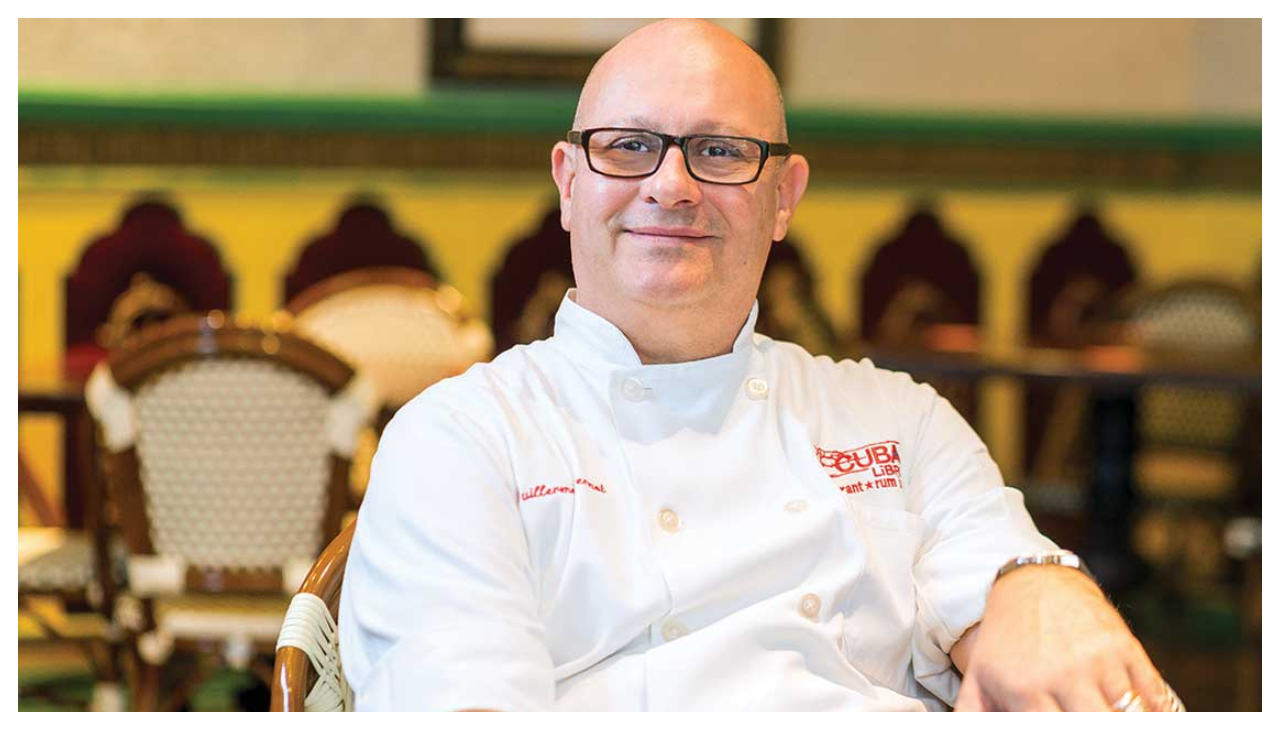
{"left": 567, "top": 127, "right": 793, "bottom": 185}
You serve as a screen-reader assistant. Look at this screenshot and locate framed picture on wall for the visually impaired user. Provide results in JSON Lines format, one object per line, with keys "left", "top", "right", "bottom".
{"left": 429, "top": 19, "right": 781, "bottom": 88}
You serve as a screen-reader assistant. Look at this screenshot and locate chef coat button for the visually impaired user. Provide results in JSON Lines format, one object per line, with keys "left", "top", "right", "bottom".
{"left": 745, "top": 377, "right": 769, "bottom": 400}
{"left": 662, "top": 620, "right": 688, "bottom": 642}
{"left": 784, "top": 499, "right": 809, "bottom": 513}
{"left": 800, "top": 593, "right": 822, "bottom": 620}
{"left": 621, "top": 377, "right": 647, "bottom": 402}
{"left": 658, "top": 508, "right": 681, "bottom": 533}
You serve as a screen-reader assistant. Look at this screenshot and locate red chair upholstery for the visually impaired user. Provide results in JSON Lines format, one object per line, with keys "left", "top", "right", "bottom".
{"left": 64, "top": 199, "right": 231, "bottom": 381}
{"left": 282, "top": 200, "right": 441, "bottom": 305}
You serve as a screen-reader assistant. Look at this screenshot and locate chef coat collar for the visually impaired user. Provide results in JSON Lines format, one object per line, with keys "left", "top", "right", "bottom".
{"left": 552, "top": 289, "right": 759, "bottom": 371}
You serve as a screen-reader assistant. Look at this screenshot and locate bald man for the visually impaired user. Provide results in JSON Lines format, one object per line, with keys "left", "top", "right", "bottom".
{"left": 339, "top": 20, "right": 1177, "bottom": 712}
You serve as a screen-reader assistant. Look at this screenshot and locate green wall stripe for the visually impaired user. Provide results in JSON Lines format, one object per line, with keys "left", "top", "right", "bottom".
{"left": 19, "top": 90, "right": 1260, "bottom": 151}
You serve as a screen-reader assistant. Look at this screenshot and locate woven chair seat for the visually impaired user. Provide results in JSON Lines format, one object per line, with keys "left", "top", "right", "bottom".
{"left": 18, "top": 528, "right": 119, "bottom": 594}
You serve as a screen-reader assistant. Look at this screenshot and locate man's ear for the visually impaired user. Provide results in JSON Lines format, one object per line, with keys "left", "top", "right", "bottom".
{"left": 771, "top": 153, "right": 810, "bottom": 242}
{"left": 551, "top": 142, "right": 578, "bottom": 233}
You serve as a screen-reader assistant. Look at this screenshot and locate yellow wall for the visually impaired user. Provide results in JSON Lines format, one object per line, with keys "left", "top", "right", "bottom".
{"left": 17, "top": 166, "right": 1262, "bottom": 512}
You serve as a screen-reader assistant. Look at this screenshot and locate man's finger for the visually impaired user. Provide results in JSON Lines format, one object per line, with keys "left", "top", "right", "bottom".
{"left": 953, "top": 675, "right": 986, "bottom": 712}
{"left": 1126, "top": 647, "right": 1171, "bottom": 711}
{"left": 1089, "top": 661, "right": 1140, "bottom": 712}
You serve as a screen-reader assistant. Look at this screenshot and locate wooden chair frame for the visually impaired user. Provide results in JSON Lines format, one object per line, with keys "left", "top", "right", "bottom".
{"left": 271, "top": 519, "right": 356, "bottom": 711}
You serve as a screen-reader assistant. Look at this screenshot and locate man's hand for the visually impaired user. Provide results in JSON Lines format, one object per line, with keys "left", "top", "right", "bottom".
{"left": 951, "top": 565, "right": 1169, "bottom": 711}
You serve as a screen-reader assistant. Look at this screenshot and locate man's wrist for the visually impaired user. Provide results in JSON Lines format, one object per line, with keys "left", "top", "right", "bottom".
{"left": 987, "top": 554, "right": 1108, "bottom": 609}
{"left": 994, "top": 550, "right": 1096, "bottom": 586}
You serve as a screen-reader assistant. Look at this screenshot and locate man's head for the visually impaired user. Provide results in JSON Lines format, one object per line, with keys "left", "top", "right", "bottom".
{"left": 551, "top": 19, "right": 809, "bottom": 331}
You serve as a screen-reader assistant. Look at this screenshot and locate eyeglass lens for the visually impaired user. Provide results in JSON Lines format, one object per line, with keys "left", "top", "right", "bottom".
{"left": 587, "top": 130, "right": 763, "bottom": 183}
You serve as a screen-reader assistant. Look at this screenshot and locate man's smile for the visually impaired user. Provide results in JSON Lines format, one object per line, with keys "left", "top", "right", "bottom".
{"left": 623, "top": 226, "right": 717, "bottom": 242}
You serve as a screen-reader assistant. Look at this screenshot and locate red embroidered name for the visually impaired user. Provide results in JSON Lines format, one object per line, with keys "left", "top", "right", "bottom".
{"left": 815, "top": 440, "right": 903, "bottom": 493}
{"left": 520, "top": 477, "right": 608, "bottom": 502}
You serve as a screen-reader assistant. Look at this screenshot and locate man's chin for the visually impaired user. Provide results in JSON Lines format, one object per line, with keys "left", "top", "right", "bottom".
{"left": 624, "top": 280, "right": 712, "bottom": 311}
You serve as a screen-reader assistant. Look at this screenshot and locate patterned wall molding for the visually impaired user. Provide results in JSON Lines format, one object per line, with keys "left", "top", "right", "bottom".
{"left": 19, "top": 92, "right": 1260, "bottom": 191}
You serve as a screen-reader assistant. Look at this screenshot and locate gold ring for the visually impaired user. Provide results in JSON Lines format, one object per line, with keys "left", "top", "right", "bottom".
{"left": 1112, "top": 689, "right": 1146, "bottom": 712}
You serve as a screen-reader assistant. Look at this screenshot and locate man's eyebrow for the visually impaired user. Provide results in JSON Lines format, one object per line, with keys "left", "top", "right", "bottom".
{"left": 607, "top": 116, "right": 753, "bottom": 137}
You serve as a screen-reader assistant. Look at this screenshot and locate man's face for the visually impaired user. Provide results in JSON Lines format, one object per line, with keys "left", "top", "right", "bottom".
{"left": 551, "top": 36, "right": 807, "bottom": 321}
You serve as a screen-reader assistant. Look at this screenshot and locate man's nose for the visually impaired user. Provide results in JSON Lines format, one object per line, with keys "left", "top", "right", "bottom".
{"left": 641, "top": 145, "right": 702, "bottom": 208}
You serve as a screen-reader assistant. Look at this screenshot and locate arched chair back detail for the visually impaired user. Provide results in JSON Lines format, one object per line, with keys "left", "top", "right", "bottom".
{"left": 283, "top": 201, "right": 441, "bottom": 304}
{"left": 1028, "top": 209, "right": 1139, "bottom": 346}
{"left": 859, "top": 205, "right": 980, "bottom": 346}
{"left": 83, "top": 313, "right": 379, "bottom": 710}
{"left": 489, "top": 205, "right": 575, "bottom": 354}
{"left": 272, "top": 519, "right": 357, "bottom": 712}
{"left": 64, "top": 200, "right": 231, "bottom": 380}
{"left": 756, "top": 237, "right": 839, "bottom": 356}
{"left": 857, "top": 205, "right": 982, "bottom": 422}
{"left": 285, "top": 267, "right": 493, "bottom": 411}
{"left": 97, "top": 272, "right": 192, "bottom": 350}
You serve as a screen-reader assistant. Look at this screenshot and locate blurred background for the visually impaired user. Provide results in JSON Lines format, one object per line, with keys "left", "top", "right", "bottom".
{"left": 17, "top": 18, "right": 1261, "bottom": 711}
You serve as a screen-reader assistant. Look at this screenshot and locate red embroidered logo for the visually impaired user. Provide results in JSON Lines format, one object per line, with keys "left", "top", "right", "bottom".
{"left": 815, "top": 440, "right": 902, "bottom": 494}
{"left": 520, "top": 477, "right": 608, "bottom": 502}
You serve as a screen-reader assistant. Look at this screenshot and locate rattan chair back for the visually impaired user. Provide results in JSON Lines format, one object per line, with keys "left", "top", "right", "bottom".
{"left": 1120, "top": 279, "right": 1260, "bottom": 450}
{"left": 86, "top": 312, "right": 375, "bottom": 594}
{"left": 272, "top": 519, "right": 356, "bottom": 711}
{"left": 286, "top": 267, "right": 492, "bottom": 409}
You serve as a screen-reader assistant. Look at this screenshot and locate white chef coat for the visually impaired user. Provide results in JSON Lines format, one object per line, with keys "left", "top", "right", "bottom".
{"left": 338, "top": 291, "right": 1056, "bottom": 711}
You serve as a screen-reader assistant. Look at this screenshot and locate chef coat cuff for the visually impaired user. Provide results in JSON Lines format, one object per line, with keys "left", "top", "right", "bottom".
{"left": 353, "top": 621, "right": 555, "bottom": 711}
{"left": 909, "top": 487, "right": 1057, "bottom": 705}
{"left": 910, "top": 584, "right": 969, "bottom": 706}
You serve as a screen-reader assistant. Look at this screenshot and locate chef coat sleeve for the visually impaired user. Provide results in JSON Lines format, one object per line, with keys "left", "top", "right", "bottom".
{"left": 338, "top": 395, "right": 554, "bottom": 710}
{"left": 895, "top": 376, "right": 1058, "bottom": 705}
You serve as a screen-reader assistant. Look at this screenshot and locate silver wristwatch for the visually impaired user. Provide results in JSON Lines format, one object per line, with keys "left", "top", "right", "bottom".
{"left": 994, "top": 550, "right": 1096, "bottom": 584}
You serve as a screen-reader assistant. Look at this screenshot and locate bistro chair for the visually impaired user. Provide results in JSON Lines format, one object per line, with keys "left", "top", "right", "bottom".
{"left": 285, "top": 266, "right": 493, "bottom": 416}
{"left": 1122, "top": 280, "right": 1260, "bottom": 497}
{"left": 271, "top": 519, "right": 357, "bottom": 712}
{"left": 20, "top": 270, "right": 198, "bottom": 710}
{"left": 1118, "top": 280, "right": 1261, "bottom": 592}
{"left": 18, "top": 452, "right": 127, "bottom": 711}
{"left": 84, "top": 312, "right": 379, "bottom": 711}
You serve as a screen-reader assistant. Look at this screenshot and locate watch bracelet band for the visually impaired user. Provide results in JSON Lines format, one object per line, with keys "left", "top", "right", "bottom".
{"left": 994, "top": 551, "right": 1097, "bottom": 585}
